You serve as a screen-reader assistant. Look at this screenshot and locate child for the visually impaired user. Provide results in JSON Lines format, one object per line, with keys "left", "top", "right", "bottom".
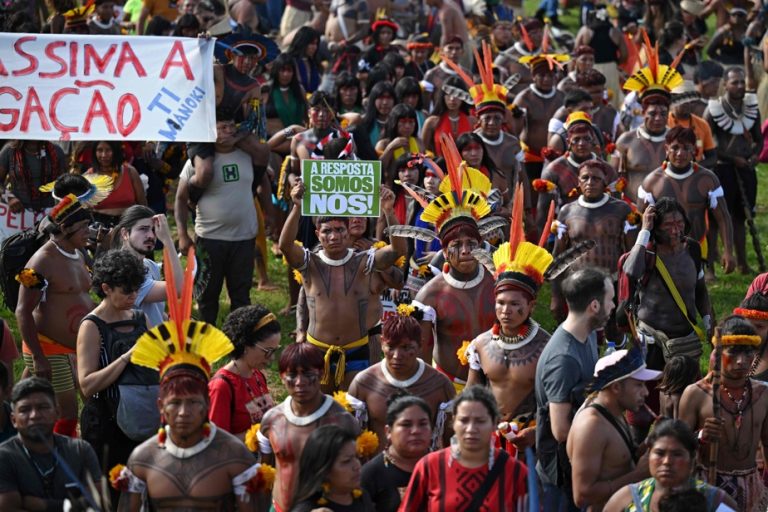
{"left": 658, "top": 355, "right": 699, "bottom": 419}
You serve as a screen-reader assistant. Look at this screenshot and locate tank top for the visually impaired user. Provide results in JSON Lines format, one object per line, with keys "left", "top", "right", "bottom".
{"left": 590, "top": 25, "right": 619, "bottom": 63}
{"left": 89, "top": 165, "right": 137, "bottom": 211}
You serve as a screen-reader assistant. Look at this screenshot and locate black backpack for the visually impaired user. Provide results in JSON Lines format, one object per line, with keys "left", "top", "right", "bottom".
{"left": 0, "top": 224, "right": 47, "bottom": 310}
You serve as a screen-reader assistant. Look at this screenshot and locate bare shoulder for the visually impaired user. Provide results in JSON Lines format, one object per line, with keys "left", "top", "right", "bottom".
{"left": 751, "top": 379, "right": 768, "bottom": 403}
{"left": 260, "top": 401, "right": 286, "bottom": 433}
{"left": 413, "top": 274, "right": 446, "bottom": 304}
{"left": 681, "top": 379, "right": 710, "bottom": 403}
{"left": 616, "top": 130, "right": 635, "bottom": 148}
{"left": 603, "top": 485, "right": 632, "bottom": 512}
{"left": 471, "top": 329, "right": 493, "bottom": 347}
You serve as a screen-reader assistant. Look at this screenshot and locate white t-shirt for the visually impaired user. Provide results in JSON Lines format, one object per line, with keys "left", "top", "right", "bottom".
{"left": 180, "top": 149, "right": 258, "bottom": 241}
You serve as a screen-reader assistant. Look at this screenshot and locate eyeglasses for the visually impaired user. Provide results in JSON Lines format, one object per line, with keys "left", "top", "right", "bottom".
{"left": 254, "top": 344, "right": 279, "bottom": 358}
{"left": 283, "top": 371, "right": 321, "bottom": 386}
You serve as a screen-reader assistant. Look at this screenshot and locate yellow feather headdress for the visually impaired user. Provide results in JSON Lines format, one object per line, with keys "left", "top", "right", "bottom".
{"left": 443, "top": 41, "right": 509, "bottom": 114}
{"left": 131, "top": 248, "right": 233, "bottom": 380}
{"left": 40, "top": 173, "right": 113, "bottom": 208}
{"left": 492, "top": 184, "right": 553, "bottom": 297}
{"left": 518, "top": 26, "right": 570, "bottom": 72}
{"left": 623, "top": 29, "right": 685, "bottom": 105}
{"left": 402, "top": 134, "right": 491, "bottom": 239}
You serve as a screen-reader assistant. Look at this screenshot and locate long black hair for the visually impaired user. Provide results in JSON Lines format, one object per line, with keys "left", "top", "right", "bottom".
{"left": 382, "top": 104, "right": 418, "bottom": 141}
{"left": 286, "top": 26, "right": 321, "bottom": 64}
{"left": 291, "top": 425, "right": 358, "bottom": 505}
{"left": 362, "top": 82, "right": 397, "bottom": 134}
{"left": 455, "top": 132, "right": 497, "bottom": 177}
{"left": 269, "top": 52, "right": 308, "bottom": 119}
{"left": 333, "top": 71, "right": 363, "bottom": 112}
{"left": 431, "top": 75, "right": 471, "bottom": 117}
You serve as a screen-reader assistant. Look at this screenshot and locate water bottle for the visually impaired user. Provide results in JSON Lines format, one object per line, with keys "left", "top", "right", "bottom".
{"left": 604, "top": 341, "right": 616, "bottom": 356}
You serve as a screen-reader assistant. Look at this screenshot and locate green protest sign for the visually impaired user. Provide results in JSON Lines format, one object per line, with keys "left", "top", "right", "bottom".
{"left": 301, "top": 159, "right": 381, "bottom": 217}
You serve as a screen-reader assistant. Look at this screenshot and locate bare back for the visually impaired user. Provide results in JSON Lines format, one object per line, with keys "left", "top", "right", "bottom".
{"left": 615, "top": 130, "right": 666, "bottom": 204}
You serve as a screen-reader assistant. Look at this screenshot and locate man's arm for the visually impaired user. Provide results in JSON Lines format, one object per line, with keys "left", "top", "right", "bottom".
{"left": 550, "top": 402, "right": 573, "bottom": 443}
{"left": 711, "top": 193, "right": 735, "bottom": 273}
{"left": 622, "top": 206, "right": 653, "bottom": 280}
{"left": 373, "top": 187, "right": 406, "bottom": 270}
{"left": 15, "top": 272, "right": 50, "bottom": 381}
{"left": 136, "top": 5, "right": 150, "bottom": 35}
{"left": 278, "top": 181, "right": 308, "bottom": 268}
{"left": 174, "top": 173, "right": 195, "bottom": 253}
{"left": 118, "top": 492, "right": 143, "bottom": 512}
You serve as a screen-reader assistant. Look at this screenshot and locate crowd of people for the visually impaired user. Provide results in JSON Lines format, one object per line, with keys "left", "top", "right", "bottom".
{"left": 3, "top": 0, "right": 768, "bottom": 510}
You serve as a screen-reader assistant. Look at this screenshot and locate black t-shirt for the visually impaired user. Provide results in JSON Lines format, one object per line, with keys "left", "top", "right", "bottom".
{"left": 291, "top": 490, "right": 375, "bottom": 512}
{"left": 361, "top": 452, "right": 412, "bottom": 512}
{"left": 0, "top": 434, "right": 101, "bottom": 506}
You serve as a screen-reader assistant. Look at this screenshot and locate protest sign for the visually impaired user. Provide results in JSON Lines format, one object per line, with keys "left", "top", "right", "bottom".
{"left": 0, "top": 34, "right": 216, "bottom": 142}
{"left": 301, "top": 159, "right": 381, "bottom": 217}
{"left": 0, "top": 204, "right": 49, "bottom": 245}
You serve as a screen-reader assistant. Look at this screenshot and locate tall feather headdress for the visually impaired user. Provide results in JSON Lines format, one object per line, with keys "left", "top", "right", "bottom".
{"left": 40, "top": 173, "right": 113, "bottom": 207}
{"left": 518, "top": 26, "right": 570, "bottom": 73}
{"left": 443, "top": 41, "right": 509, "bottom": 115}
{"left": 623, "top": 29, "right": 685, "bottom": 106}
{"left": 131, "top": 248, "right": 233, "bottom": 381}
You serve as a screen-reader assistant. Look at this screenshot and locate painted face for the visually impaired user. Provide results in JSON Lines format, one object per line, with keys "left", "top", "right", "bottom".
{"left": 615, "top": 377, "right": 649, "bottom": 413}
{"left": 649, "top": 436, "right": 693, "bottom": 488}
{"left": 339, "top": 85, "right": 359, "bottom": 107}
{"left": 232, "top": 54, "right": 259, "bottom": 76}
{"left": 722, "top": 346, "right": 756, "bottom": 380}
{"left": 453, "top": 400, "right": 495, "bottom": 453}
{"left": 656, "top": 211, "right": 685, "bottom": 247}
{"left": 160, "top": 393, "right": 208, "bottom": 439}
{"left": 316, "top": 220, "right": 349, "bottom": 255}
{"left": 495, "top": 289, "right": 534, "bottom": 333}
{"left": 578, "top": 165, "right": 607, "bottom": 199}
{"left": 396, "top": 117, "right": 417, "bottom": 138}
{"left": 492, "top": 22, "right": 514, "bottom": 47}
{"left": 375, "top": 94, "right": 395, "bottom": 117}
{"left": 443, "top": 234, "right": 480, "bottom": 274}
{"left": 569, "top": 131, "right": 595, "bottom": 159}
{"left": 386, "top": 405, "right": 432, "bottom": 458}
{"left": 278, "top": 65, "right": 294, "bottom": 86}
{"left": 63, "top": 219, "right": 92, "bottom": 249}
{"left": 309, "top": 106, "right": 332, "bottom": 130}
{"left": 461, "top": 141, "right": 484, "bottom": 168}
{"left": 441, "top": 43, "right": 463, "bottom": 62}
{"left": 665, "top": 141, "right": 695, "bottom": 170}
{"left": 479, "top": 111, "right": 504, "bottom": 138}
{"left": 381, "top": 338, "right": 420, "bottom": 375}
{"left": 444, "top": 93, "right": 462, "bottom": 112}
{"left": 281, "top": 367, "right": 322, "bottom": 403}
{"left": 326, "top": 441, "right": 362, "bottom": 494}
{"left": 643, "top": 104, "right": 670, "bottom": 134}
{"left": 398, "top": 164, "right": 419, "bottom": 185}
{"left": 245, "top": 332, "right": 281, "bottom": 371}
{"left": 124, "top": 218, "right": 156, "bottom": 257}
{"left": 95, "top": 142, "right": 115, "bottom": 168}
{"left": 11, "top": 392, "right": 58, "bottom": 439}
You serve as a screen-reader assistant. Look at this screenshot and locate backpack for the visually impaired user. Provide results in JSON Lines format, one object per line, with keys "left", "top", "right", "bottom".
{"left": 0, "top": 224, "right": 47, "bottom": 310}
{"left": 616, "top": 238, "right": 702, "bottom": 332}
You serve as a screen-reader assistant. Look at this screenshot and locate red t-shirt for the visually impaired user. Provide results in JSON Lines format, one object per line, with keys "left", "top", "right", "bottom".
{"left": 208, "top": 368, "right": 274, "bottom": 435}
{"left": 0, "top": 321, "right": 18, "bottom": 365}
{"left": 399, "top": 448, "right": 528, "bottom": 512}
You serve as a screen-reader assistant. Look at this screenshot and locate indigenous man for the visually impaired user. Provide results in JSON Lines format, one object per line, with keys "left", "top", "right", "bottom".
{"left": 622, "top": 198, "right": 712, "bottom": 442}
{"left": 567, "top": 349, "right": 659, "bottom": 511}
{"left": 401, "top": 137, "right": 498, "bottom": 391}
{"left": 422, "top": 38, "right": 470, "bottom": 107}
{"left": 576, "top": 69, "right": 624, "bottom": 150}
{"left": 704, "top": 67, "right": 763, "bottom": 275}
{"left": 494, "top": 18, "right": 544, "bottom": 95}
{"left": 0, "top": 378, "right": 101, "bottom": 511}
{"left": 536, "top": 268, "right": 614, "bottom": 510}
{"left": 546, "top": 89, "right": 595, "bottom": 155}
{"left": 637, "top": 127, "right": 735, "bottom": 278}
{"left": 466, "top": 232, "right": 553, "bottom": 451}
{"left": 424, "top": 0, "right": 469, "bottom": 52}
{"left": 119, "top": 251, "right": 266, "bottom": 511}
{"left": 550, "top": 160, "right": 635, "bottom": 329}
{"left": 679, "top": 316, "right": 768, "bottom": 511}
{"left": 259, "top": 343, "right": 359, "bottom": 512}
{"left": 16, "top": 174, "right": 111, "bottom": 436}
{"left": 347, "top": 310, "right": 455, "bottom": 451}
{"left": 613, "top": 41, "right": 684, "bottom": 204}
{"left": 667, "top": 83, "right": 717, "bottom": 168}
{"left": 536, "top": 113, "right": 617, "bottom": 234}
{"left": 733, "top": 293, "right": 768, "bottom": 381}
{"left": 279, "top": 175, "right": 404, "bottom": 390}
{"left": 514, "top": 48, "right": 569, "bottom": 200}
{"left": 445, "top": 42, "right": 531, "bottom": 221}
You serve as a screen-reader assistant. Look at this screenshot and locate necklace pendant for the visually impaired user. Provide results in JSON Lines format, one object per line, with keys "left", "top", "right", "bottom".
{"left": 735, "top": 414, "right": 742, "bottom": 430}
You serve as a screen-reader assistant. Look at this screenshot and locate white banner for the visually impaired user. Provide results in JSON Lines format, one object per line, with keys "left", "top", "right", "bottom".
{"left": 0, "top": 204, "right": 49, "bottom": 245}
{"left": 0, "top": 33, "right": 216, "bottom": 142}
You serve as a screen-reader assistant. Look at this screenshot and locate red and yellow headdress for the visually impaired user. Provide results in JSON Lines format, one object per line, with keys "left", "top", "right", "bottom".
{"left": 565, "top": 111, "right": 594, "bottom": 136}
{"left": 518, "top": 26, "right": 570, "bottom": 74}
{"left": 402, "top": 134, "right": 491, "bottom": 242}
{"left": 371, "top": 8, "right": 399, "bottom": 33}
{"left": 46, "top": 174, "right": 113, "bottom": 227}
{"left": 131, "top": 248, "right": 233, "bottom": 381}
{"left": 715, "top": 334, "right": 762, "bottom": 347}
{"left": 444, "top": 41, "right": 509, "bottom": 115}
{"left": 734, "top": 307, "right": 768, "bottom": 322}
{"left": 623, "top": 30, "right": 685, "bottom": 106}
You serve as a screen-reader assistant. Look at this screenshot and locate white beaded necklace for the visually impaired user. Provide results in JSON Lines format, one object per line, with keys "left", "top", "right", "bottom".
{"left": 577, "top": 194, "right": 610, "bottom": 209}
{"left": 317, "top": 249, "right": 354, "bottom": 266}
{"left": 529, "top": 84, "right": 556, "bottom": 99}
{"left": 637, "top": 126, "right": 666, "bottom": 143}
{"left": 284, "top": 395, "right": 334, "bottom": 426}
{"left": 381, "top": 359, "right": 426, "bottom": 388}
{"left": 163, "top": 423, "right": 217, "bottom": 459}
{"left": 51, "top": 241, "right": 80, "bottom": 260}
{"left": 443, "top": 266, "right": 485, "bottom": 289}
